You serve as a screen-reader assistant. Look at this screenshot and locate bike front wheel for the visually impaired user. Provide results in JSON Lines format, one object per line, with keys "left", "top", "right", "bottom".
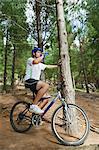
{"left": 51, "top": 104, "right": 90, "bottom": 146}
{"left": 10, "top": 101, "right": 32, "bottom": 133}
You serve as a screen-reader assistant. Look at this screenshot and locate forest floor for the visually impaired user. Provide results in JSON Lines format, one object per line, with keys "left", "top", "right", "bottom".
{"left": 0, "top": 87, "right": 99, "bottom": 150}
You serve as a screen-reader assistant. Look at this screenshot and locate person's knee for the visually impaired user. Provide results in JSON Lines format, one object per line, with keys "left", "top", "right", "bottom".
{"left": 44, "top": 83, "right": 49, "bottom": 90}
{"left": 38, "top": 81, "right": 49, "bottom": 90}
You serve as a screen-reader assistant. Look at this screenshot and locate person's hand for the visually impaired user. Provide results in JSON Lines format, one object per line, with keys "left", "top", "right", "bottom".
{"left": 40, "top": 54, "right": 44, "bottom": 60}
{"left": 58, "top": 59, "right": 62, "bottom": 66}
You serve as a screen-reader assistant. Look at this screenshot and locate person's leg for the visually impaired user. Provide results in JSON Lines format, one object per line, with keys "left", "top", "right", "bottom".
{"left": 38, "top": 99, "right": 49, "bottom": 109}
{"left": 29, "top": 80, "right": 49, "bottom": 114}
{"left": 33, "top": 81, "right": 49, "bottom": 104}
{"left": 38, "top": 93, "right": 51, "bottom": 109}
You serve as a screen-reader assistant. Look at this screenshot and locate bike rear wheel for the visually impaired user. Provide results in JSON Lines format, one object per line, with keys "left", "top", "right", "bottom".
{"left": 51, "top": 104, "right": 90, "bottom": 146}
{"left": 10, "top": 101, "right": 32, "bottom": 133}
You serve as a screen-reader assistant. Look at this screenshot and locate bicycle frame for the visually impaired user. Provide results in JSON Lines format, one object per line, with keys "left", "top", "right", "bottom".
{"left": 40, "top": 91, "right": 63, "bottom": 117}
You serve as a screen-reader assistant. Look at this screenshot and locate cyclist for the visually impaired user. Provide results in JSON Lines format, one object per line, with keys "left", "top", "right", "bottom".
{"left": 24, "top": 47, "right": 56, "bottom": 114}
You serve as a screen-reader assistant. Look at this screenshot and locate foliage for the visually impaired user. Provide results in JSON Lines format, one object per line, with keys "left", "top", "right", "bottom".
{"left": 0, "top": 0, "right": 32, "bottom": 84}
{"left": 84, "top": 0, "right": 99, "bottom": 87}
{"left": 67, "top": 0, "right": 99, "bottom": 88}
{"left": 0, "top": 0, "right": 99, "bottom": 90}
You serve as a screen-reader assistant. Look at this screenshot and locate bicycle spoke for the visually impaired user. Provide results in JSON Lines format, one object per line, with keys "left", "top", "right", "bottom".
{"left": 52, "top": 104, "right": 89, "bottom": 146}
{"left": 10, "top": 101, "right": 32, "bottom": 133}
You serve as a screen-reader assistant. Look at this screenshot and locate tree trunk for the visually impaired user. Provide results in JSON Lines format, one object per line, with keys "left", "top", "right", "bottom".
{"left": 79, "top": 42, "right": 89, "bottom": 93}
{"left": 3, "top": 29, "right": 8, "bottom": 91}
{"left": 35, "top": 0, "right": 43, "bottom": 49}
{"left": 35, "top": 1, "right": 45, "bottom": 80}
{"left": 56, "top": 0, "right": 78, "bottom": 135}
{"left": 56, "top": 3, "right": 64, "bottom": 96}
{"left": 56, "top": 0, "right": 75, "bottom": 104}
{"left": 11, "top": 44, "right": 16, "bottom": 88}
{"left": 96, "top": 79, "right": 99, "bottom": 89}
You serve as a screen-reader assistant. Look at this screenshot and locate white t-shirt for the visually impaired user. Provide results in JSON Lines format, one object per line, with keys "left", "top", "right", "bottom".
{"left": 24, "top": 57, "right": 46, "bottom": 81}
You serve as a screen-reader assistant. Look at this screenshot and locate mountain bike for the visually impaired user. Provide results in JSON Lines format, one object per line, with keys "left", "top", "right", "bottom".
{"left": 10, "top": 87, "right": 90, "bottom": 146}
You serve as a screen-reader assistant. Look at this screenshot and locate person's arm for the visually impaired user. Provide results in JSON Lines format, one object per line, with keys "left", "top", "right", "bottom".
{"left": 46, "top": 65, "right": 58, "bottom": 68}
{"left": 32, "top": 55, "right": 44, "bottom": 64}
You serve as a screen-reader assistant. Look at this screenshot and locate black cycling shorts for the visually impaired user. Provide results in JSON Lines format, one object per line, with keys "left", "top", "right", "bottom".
{"left": 25, "top": 79, "right": 39, "bottom": 93}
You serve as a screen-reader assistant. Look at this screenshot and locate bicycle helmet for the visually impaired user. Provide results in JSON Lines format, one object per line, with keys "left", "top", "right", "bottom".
{"left": 32, "top": 47, "right": 43, "bottom": 53}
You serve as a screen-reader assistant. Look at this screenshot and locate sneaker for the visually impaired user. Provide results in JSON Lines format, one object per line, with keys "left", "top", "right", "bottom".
{"left": 29, "top": 104, "right": 44, "bottom": 114}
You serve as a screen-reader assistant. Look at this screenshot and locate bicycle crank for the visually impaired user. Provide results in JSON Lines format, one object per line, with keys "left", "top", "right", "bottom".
{"left": 32, "top": 114, "right": 42, "bottom": 127}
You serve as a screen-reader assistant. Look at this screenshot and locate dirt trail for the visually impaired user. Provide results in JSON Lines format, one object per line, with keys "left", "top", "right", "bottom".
{"left": 0, "top": 91, "right": 99, "bottom": 149}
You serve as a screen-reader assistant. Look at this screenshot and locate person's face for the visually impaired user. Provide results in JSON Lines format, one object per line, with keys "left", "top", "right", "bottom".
{"left": 35, "top": 50, "right": 42, "bottom": 58}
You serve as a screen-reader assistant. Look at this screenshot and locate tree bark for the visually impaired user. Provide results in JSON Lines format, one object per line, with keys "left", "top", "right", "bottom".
{"left": 35, "top": 0, "right": 43, "bottom": 49}
{"left": 11, "top": 44, "right": 16, "bottom": 88}
{"left": 35, "top": 0, "right": 45, "bottom": 80}
{"left": 56, "top": 0, "right": 75, "bottom": 104}
{"left": 3, "top": 29, "right": 8, "bottom": 91}
{"left": 79, "top": 42, "right": 89, "bottom": 93}
{"left": 56, "top": 0, "right": 78, "bottom": 135}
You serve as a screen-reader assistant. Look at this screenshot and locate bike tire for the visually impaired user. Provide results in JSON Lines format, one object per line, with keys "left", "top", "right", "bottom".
{"left": 51, "top": 104, "right": 90, "bottom": 146}
{"left": 10, "top": 101, "right": 32, "bottom": 133}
